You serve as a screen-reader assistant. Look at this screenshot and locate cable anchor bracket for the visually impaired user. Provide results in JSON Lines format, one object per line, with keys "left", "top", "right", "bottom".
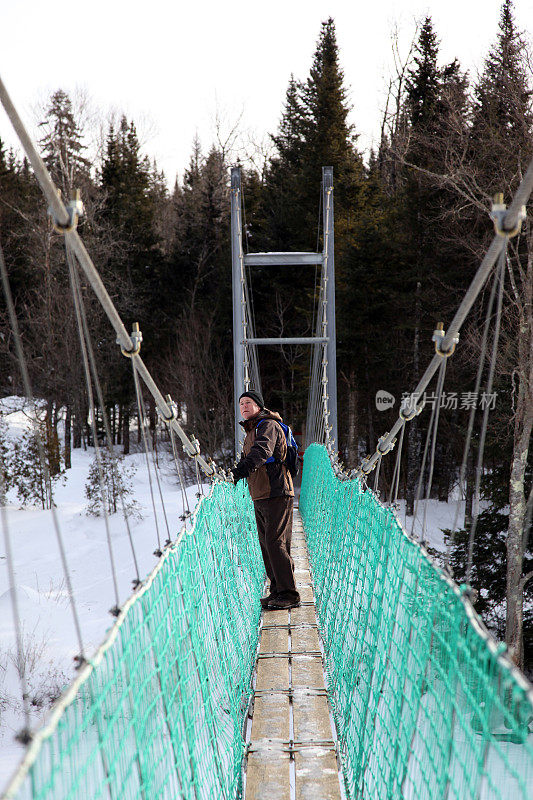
{"left": 433, "top": 322, "right": 459, "bottom": 357}
{"left": 118, "top": 322, "right": 142, "bottom": 358}
{"left": 399, "top": 396, "right": 425, "bottom": 421}
{"left": 183, "top": 435, "right": 201, "bottom": 459}
{"left": 359, "top": 455, "right": 377, "bottom": 476}
{"left": 490, "top": 193, "right": 526, "bottom": 238}
{"left": 157, "top": 394, "right": 178, "bottom": 423}
{"left": 377, "top": 433, "right": 397, "bottom": 456}
{"left": 50, "top": 189, "right": 84, "bottom": 234}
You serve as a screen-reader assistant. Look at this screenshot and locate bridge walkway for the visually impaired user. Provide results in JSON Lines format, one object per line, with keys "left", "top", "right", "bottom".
{"left": 244, "top": 508, "right": 343, "bottom": 800}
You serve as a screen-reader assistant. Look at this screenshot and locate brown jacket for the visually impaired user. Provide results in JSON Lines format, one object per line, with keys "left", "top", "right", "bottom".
{"left": 238, "top": 409, "right": 294, "bottom": 501}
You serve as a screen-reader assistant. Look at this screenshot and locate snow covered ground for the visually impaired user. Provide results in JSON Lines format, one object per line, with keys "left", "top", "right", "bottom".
{"left": 0, "top": 397, "right": 470, "bottom": 794}
{"left": 0, "top": 398, "right": 206, "bottom": 793}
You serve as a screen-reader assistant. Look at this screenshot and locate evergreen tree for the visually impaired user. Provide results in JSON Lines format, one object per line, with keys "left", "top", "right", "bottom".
{"left": 264, "top": 76, "right": 307, "bottom": 249}
{"left": 256, "top": 18, "right": 365, "bottom": 431}
{"left": 470, "top": 0, "right": 533, "bottom": 189}
{"left": 38, "top": 89, "right": 91, "bottom": 195}
{"left": 437, "top": 0, "right": 533, "bottom": 667}
{"left": 391, "top": 17, "right": 472, "bottom": 512}
{"left": 0, "top": 411, "right": 9, "bottom": 505}
{"left": 85, "top": 449, "right": 139, "bottom": 517}
{"left": 99, "top": 117, "right": 165, "bottom": 449}
{"left": 406, "top": 18, "right": 441, "bottom": 130}
{"left": 10, "top": 418, "right": 63, "bottom": 509}
{"left": 300, "top": 17, "right": 364, "bottom": 233}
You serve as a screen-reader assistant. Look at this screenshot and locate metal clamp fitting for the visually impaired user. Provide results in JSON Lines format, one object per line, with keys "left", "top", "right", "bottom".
{"left": 490, "top": 194, "right": 526, "bottom": 238}
{"left": 433, "top": 322, "right": 459, "bottom": 357}
{"left": 400, "top": 397, "right": 424, "bottom": 421}
{"left": 157, "top": 394, "right": 178, "bottom": 423}
{"left": 377, "top": 433, "right": 396, "bottom": 456}
{"left": 360, "top": 455, "right": 376, "bottom": 475}
{"left": 119, "top": 322, "right": 142, "bottom": 357}
{"left": 50, "top": 190, "right": 84, "bottom": 234}
{"left": 183, "top": 435, "right": 201, "bottom": 458}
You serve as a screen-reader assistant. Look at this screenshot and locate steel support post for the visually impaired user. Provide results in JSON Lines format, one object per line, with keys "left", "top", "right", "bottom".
{"left": 322, "top": 167, "right": 338, "bottom": 449}
{"left": 231, "top": 167, "right": 246, "bottom": 458}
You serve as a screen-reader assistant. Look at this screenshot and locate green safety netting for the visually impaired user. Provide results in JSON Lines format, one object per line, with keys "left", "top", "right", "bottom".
{"left": 4, "top": 481, "right": 263, "bottom": 800}
{"left": 300, "top": 444, "right": 533, "bottom": 800}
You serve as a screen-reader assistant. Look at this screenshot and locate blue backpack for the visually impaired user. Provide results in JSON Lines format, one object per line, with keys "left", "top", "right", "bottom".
{"left": 256, "top": 419, "right": 300, "bottom": 478}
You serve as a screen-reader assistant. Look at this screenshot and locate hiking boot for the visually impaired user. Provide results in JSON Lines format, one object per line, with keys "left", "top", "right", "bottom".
{"left": 267, "top": 594, "right": 301, "bottom": 610}
{"left": 260, "top": 593, "right": 278, "bottom": 609}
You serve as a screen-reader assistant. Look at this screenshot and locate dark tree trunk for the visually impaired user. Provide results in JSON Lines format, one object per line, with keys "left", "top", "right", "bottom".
{"left": 149, "top": 399, "right": 158, "bottom": 464}
{"left": 123, "top": 405, "right": 130, "bottom": 455}
{"left": 343, "top": 370, "right": 358, "bottom": 468}
{"left": 464, "top": 449, "right": 474, "bottom": 530}
{"left": 46, "top": 400, "right": 61, "bottom": 477}
{"left": 73, "top": 404, "right": 82, "bottom": 449}
{"left": 64, "top": 405, "right": 72, "bottom": 470}
{"left": 406, "top": 282, "right": 422, "bottom": 516}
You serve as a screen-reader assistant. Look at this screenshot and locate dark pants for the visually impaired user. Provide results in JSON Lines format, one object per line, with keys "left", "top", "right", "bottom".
{"left": 253, "top": 496, "right": 299, "bottom": 600}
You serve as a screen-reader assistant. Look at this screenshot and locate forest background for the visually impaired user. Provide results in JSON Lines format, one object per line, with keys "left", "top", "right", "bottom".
{"left": 1, "top": 2, "right": 532, "bottom": 670}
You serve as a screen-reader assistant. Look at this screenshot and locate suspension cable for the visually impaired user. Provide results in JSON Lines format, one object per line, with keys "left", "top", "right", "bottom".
{"left": 353, "top": 184, "right": 528, "bottom": 477}
{"left": 0, "top": 463, "right": 32, "bottom": 740}
{"left": 134, "top": 376, "right": 172, "bottom": 543}
{"left": 410, "top": 363, "right": 446, "bottom": 540}
{"left": 388, "top": 423, "right": 406, "bottom": 507}
{"left": 0, "top": 75, "right": 215, "bottom": 477}
{"left": 67, "top": 246, "right": 142, "bottom": 587}
{"left": 0, "top": 238, "right": 85, "bottom": 684}
{"left": 66, "top": 246, "right": 121, "bottom": 613}
{"left": 421, "top": 359, "right": 447, "bottom": 543}
{"left": 465, "top": 241, "right": 507, "bottom": 584}
{"left": 169, "top": 425, "right": 191, "bottom": 521}
{"left": 445, "top": 256, "right": 502, "bottom": 571}
{"left": 131, "top": 364, "right": 164, "bottom": 555}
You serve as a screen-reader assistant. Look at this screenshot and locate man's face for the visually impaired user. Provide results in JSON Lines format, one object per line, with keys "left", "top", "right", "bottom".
{"left": 240, "top": 396, "right": 261, "bottom": 420}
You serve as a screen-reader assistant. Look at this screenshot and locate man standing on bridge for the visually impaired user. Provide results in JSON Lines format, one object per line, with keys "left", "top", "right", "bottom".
{"left": 231, "top": 389, "right": 300, "bottom": 610}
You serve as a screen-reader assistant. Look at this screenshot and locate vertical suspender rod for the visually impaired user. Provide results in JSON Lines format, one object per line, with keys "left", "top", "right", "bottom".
{"left": 231, "top": 167, "right": 246, "bottom": 458}
{"left": 322, "top": 167, "right": 338, "bottom": 449}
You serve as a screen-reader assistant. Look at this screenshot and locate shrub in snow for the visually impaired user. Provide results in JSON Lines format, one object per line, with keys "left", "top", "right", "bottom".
{"left": 85, "top": 449, "right": 140, "bottom": 518}
{"left": 10, "top": 419, "right": 64, "bottom": 509}
{"left": 0, "top": 413, "right": 10, "bottom": 505}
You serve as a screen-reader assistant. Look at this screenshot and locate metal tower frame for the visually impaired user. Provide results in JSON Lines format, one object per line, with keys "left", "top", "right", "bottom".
{"left": 230, "top": 166, "right": 338, "bottom": 457}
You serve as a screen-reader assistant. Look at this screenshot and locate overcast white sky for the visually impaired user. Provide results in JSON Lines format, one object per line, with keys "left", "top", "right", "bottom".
{"left": 1, "top": 0, "right": 532, "bottom": 185}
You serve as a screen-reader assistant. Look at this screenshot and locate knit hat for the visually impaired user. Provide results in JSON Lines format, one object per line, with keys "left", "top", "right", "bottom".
{"left": 239, "top": 389, "right": 264, "bottom": 409}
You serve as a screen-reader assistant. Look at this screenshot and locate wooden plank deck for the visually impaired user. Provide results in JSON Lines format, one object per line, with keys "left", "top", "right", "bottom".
{"left": 244, "top": 509, "right": 342, "bottom": 800}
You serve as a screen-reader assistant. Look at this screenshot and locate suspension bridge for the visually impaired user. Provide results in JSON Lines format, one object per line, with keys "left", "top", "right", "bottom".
{"left": 0, "top": 72, "right": 533, "bottom": 800}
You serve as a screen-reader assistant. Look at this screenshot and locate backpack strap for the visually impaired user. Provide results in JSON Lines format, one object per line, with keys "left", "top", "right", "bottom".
{"left": 256, "top": 419, "right": 285, "bottom": 464}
